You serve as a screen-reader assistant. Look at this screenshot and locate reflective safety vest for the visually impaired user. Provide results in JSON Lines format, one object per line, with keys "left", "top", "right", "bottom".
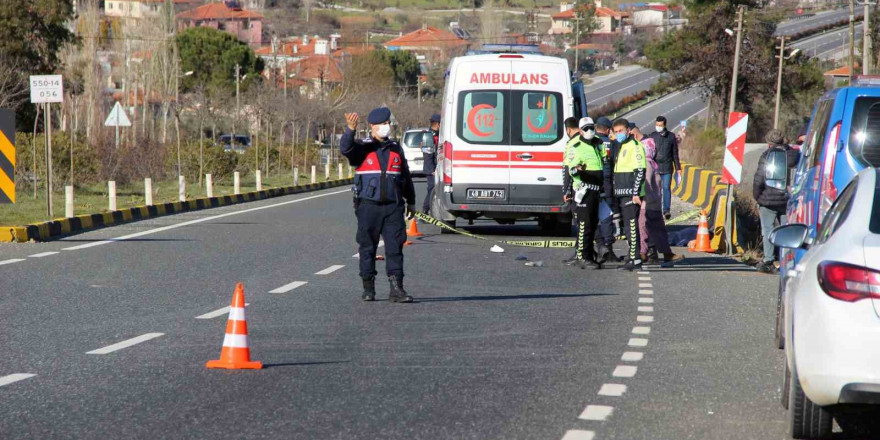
{"left": 355, "top": 148, "right": 406, "bottom": 203}
{"left": 564, "top": 136, "right": 605, "bottom": 191}
{"left": 613, "top": 137, "right": 646, "bottom": 197}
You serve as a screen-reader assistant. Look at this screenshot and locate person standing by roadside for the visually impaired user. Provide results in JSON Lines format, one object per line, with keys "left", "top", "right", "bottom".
{"left": 612, "top": 118, "right": 646, "bottom": 271}
{"left": 648, "top": 116, "right": 681, "bottom": 220}
{"left": 421, "top": 114, "right": 441, "bottom": 215}
{"left": 594, "top": 117, "right": 622, "bottom": 263}
{"left": 562, "top": 117, "right": 606, "bottom": 269}
{"left": 752, "top": 129, "right": 800, "bottom": 274}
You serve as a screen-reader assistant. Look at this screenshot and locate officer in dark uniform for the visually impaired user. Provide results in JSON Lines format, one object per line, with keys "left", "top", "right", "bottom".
{"left": 421, "top": 114, "right": 441, "bottom": 214}
{"left": 340, "top": 108, "right": 417, "bottom": 303}
{"left": 594, "top": 117, "right": 622, "bottom": 263}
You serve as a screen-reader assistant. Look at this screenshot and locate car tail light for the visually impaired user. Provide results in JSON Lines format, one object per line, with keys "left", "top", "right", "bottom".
{"left": 817, "top": 261, "right": 880, "bottom": 302}
{"left": 442, "top": 141, "right": 453, "bottom": 185}
{"left": 817, "top": 122, "right": 840, "bottom": 227}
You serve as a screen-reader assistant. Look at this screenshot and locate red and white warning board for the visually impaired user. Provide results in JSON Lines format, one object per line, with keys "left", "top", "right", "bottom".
{"left": 721, "top": 112, "right": 748, "bottom": 185}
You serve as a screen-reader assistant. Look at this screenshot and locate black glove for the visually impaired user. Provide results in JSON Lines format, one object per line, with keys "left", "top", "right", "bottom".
{"left": 406, "top": 204, "right": 416, "bottom": 219}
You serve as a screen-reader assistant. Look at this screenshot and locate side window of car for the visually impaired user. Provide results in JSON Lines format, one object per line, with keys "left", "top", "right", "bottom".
{"left": 814, "top": 180, "right": 857, "bottom": 245}
{"left": 807, "top": 100, "right": 833, "bottom": 169}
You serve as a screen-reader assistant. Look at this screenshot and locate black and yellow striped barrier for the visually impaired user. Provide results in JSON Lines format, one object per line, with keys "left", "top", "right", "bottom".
{"left": 0, "top": 110, "right": 15, "bottom": 204}
{"left": 1, "top": 178, "right": 354, "bottom": 243}
{"left": 672, "top": 162, "right": 742, "bottom": 253}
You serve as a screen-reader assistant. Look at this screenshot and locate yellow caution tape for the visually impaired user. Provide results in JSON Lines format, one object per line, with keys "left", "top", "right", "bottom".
{"left": 412, "top": 212, "right": 576, "bottom": 248}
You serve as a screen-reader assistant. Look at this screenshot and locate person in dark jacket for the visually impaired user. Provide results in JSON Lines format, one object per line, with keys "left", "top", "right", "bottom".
{"left": 421, "top": 114, "right": 441, "bottom": 214}
{"left": 594, "top": 117, "right": 622, "bottom": 263}
{"left": 753, "top": 129, "right": 800, "bottom": 274}
{"left": 647, "top": 116, "right": 681, "bottom": 220}
{"left": 341, "top": 107, "right": 417, "bottom": 302}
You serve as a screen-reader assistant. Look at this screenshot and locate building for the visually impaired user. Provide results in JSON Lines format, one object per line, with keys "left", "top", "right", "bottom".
{"left": 104, "top": 0, "right": 200, "bottom": 22}
{"left": 549, "top": 1, "right": 629, "bottom": 35}
{"left": 632, "top": 4, "right": 684, "bottom": 31}
{"left": 283, "top": 55, "right": 344, "bottom": 99}
{"left": 176, "top": 0, "right": 263, "bottom": 47}
{"left": 255, "top": 34, "right": 342, "bottom": 69}
{"left": 383, "top": 24, "right": 470, "bottom": 63}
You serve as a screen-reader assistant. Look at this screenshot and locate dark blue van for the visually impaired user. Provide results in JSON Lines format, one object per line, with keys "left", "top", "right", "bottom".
{"left": 775, "top": 77, "right": 880, "bottom": 348}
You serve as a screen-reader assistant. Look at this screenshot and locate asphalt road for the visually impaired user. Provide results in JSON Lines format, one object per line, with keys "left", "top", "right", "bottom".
{"left": 0, "top": 180, "right": 790, "bottom": 439}
{"left": 585, "top": 67, "right": 662, "bottom": 108}
{"left": 775, "top": 8, "right": 863, "bottom": 37}
{"left": 620, "top": 86, "right": 709, "bottom": 134}
{"left": 790, "top": 23, "right": 864, "bottom": 60}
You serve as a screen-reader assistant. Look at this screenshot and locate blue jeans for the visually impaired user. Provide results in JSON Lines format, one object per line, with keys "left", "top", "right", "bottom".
{"left": 759, "top": 206, "right": 786, "bottom": 263}
{"left": 660, "top": 173, "right": 672, "bottom": 214}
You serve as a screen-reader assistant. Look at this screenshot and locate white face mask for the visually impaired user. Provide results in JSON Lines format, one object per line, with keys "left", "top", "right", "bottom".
{"left": 655, "top": 125, "right": 665, "bottom": 133}
{"left": 375, "top": 124, "right": 391, "bottom": 139}
{"left": 581, "top": 129, "right": 595, "bottom": 140}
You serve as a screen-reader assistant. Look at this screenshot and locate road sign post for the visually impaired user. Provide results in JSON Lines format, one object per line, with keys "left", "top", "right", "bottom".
{"left": 722, "top": 112, "right": 748, "bottom": 255}
{"left": 30, "top": 75, "right": 64, "bottom": 217}
{"left": 104, "top": 101, "right": 132, "bottom": 149}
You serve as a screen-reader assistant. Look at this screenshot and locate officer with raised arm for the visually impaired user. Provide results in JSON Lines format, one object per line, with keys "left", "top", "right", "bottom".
{"left": 340, "top": 108, "right": 416, "bottom": 303}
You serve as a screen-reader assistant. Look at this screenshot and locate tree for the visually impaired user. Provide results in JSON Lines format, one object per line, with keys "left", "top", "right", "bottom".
{"left": 176, "top": 27, "right": 264, "bottom": 95}
{"left": 371, "top": 48, "right": 421, "bottom": 92}
{"left": 0, "top": 0, "right": 74, "bottom": 73}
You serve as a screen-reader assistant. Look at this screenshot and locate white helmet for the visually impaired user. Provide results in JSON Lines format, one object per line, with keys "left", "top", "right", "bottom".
{"left": 578, "top": 117, "right": 595, "bottom": 131}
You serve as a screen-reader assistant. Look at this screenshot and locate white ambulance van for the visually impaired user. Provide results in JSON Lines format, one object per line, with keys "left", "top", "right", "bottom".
{"left": 430, "top": 47, "right": 588, "bottom": 235}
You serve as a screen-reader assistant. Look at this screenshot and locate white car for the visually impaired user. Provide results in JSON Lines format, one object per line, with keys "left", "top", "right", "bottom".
{"left": 771, "top": 167, "right": 880, "bottom": 439}
{"left": 401, "top": 128, "right": 434, "bottom": 177}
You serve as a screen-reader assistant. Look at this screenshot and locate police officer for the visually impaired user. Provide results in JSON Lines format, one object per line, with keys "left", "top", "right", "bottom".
{"left": 421, "top": 114, "right": 441, "bottom": 214}
{"left": 340, "top": 108, "right": 417, "bottom": 303}
{"left": 611, "top": 118, "right": 646, "bottom": 271}
{"left": 562, "top": 116, "right": 605, "bottom": 269}
{"left": 594, "top": 117, "right": 622, "bottom": 263}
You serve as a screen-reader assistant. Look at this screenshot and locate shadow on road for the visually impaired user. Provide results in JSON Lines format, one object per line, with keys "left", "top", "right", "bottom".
{"left": 263, "top": 361, "right": 350, "bottom": 369}
{"left": 649, "top": 256, "right": 757, "bottom": 273}
{"left": 416, "top": 293, "right": 616, "bottom": 303}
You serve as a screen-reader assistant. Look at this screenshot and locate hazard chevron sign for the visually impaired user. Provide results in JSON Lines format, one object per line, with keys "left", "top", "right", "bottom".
{"left": 721, "top": 112, "right": 748, "bottom": 185}
{"left": 0, "top": 110, "right": 15, "bottom": 204}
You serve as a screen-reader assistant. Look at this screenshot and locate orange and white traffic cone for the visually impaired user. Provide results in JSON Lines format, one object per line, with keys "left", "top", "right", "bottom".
{"left": 206, "top": 282, "right": 262, "bottom": 370}
{"left": 406, "top": 218, "right": 423, "bottom": 237}
{"left": 689, "top": 210, "right": 714, "bottom": 253}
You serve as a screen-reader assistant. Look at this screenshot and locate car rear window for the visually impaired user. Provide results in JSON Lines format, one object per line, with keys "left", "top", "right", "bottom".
{"left": 849, "top": 97, "right": 880, "bottom": 167}
{"left": 403, "top": 131, "right": 431, "bottom": 149}
{"left": 457, "top": 90, "right": 563, "bottom": 145}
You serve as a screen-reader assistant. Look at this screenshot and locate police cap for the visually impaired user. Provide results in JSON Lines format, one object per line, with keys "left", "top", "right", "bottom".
{"left": 430, "top": 114, "right": 441, "bottom": 123}
{"left": 367, "top": 107, "right": 391, "bottom": 124}
{"left": 596, "top": 117, "right": 613, "bottom": 129}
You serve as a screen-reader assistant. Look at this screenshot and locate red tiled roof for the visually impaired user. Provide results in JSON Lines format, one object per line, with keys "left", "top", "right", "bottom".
{"left": 120, "top": 0, "right": 199, "bottom": 3}
{"left": 286, "top": 55, "right": 343, "bottom": 84}
{"left": 552, "top": 9, "right": 575, "bottom": 19}
{"left": 824, "top": 66, "right": 852, "bottom": 76}
{"left": 383, "top": 26, "right": 468, "bottom": 49}
{"left": 552, "top": 7, "right": 628, "bottom": 19}
{"left": 572, "top": 43, "right": 614, "bottom": 51}
{"left": 176, "top": 3, "right": 263, "bottom": 21}
{"left": 256, "top": 37, "right": 317, "bottom": 57}
{"left": 333, "top": 45, "right": 375, "bottom": 57}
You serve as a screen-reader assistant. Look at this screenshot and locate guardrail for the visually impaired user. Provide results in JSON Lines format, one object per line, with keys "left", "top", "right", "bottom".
{"left": 672, "top": 163, "right": 742, "bottom": 253}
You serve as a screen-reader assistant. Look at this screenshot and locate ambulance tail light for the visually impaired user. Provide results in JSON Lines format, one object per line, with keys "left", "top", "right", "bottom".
{"left": 442, "top": 141, "right": 453, "bottom": 185}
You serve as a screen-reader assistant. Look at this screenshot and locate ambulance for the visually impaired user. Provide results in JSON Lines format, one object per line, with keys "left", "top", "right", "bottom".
{"left": 430, "top": 47, "right": 588, "bottom": 235}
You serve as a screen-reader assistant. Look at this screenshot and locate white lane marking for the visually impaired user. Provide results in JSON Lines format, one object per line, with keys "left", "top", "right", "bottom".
{"left": 613, "top": 365, "right": 638, "bottom": 377}
{"left": 587, "top": 72, "right": 660, "bottom": 104}
{"left": 628, "top": 338, "right": 649, "bottom": 347}
{"left": 86, "top": 333, "right": 164, "bottom": 354}
{"left": 639, "top": 297, "right": 654, "bottom": 303}
{"left": 579, "top": 405, "right": 614, "bottom": 421}
{"left": 0, "top": 259, "right": 25, "bottom": 266}
{"left": 561, "top": 430, "right": 595, "bottom": 440}
{"left": 638, "top": 276, "right": 651, "bottom": 281}
{"left": 638, "top": 283, "right": 653, "bottom": 288}
{"left": 62, "top": 189, "right": 351, "bottom": 251}
{"left": 0, "top": 374, "right": 36, "bottom": 387}
{"left": 195, "top": 303, "right": 250, "bottom": 319}
{"left": 269, "top": 280, "right": 308, "bottom": 293}
{"left": 622, "top": 351, "right": 644, "bottom": 362}
{"left": 28, "top": 252, "right": 59, "bottom": 258}
{"left": 632, "top": 326, "right": 651, "bottom": 335}
{"left": 638, "top": 306, "right": 654, "bottom": 313}
{"left": 639, "top": 290, "right": 653, "bottom": 295}
{"left": 637, "top": 271, "right": 650, "bottom": 275}
{"left": 638, "top": 315, "right": 654, "bottom": 323}
{"left": 598, "top": 383, "right": 627, "bottom": 397}
{"left": 315, "top": 265, "right": 344, "bottom": 275}
{"left": 672, "top": 105, "right": 710, "bottom": 133}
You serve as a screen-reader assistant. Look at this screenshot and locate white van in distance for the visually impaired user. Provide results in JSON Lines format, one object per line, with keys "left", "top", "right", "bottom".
{"left": 430, "top": 48, "right": 588, "bottom": 235}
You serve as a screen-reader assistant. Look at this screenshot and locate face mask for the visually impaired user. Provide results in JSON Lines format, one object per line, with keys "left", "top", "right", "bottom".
{"left": 375, "top": 124, "right": 391, "bottom": 139}
{"left": 615, "top": 133, "right": 627, "bottom": 143}
{"left": 581, "top": 129, "right": 595, "bottom": 140}
{"left": 656, "top": 125, "right": 665, "bottom": 133}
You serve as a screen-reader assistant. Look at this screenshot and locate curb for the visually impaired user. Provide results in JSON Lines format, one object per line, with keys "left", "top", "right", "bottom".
{"left": 0, "top": 178, "right": 354, "bottom": 243}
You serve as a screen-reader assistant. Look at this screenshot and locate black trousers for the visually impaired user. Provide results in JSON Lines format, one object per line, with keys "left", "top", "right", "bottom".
{"left": 617, "top": 198, "right": 642, "bottom": 263}
{"left": 356, "top": 201, "right": 406, "bottom": 278}
{"left": 574, "top": 191, "right": 600, "bottom": 261}
{"left": 422, "top": 173, "right": 435, "bottom": 213}
{"left": 596, "top": 198, "right": 616, "bottom": 248}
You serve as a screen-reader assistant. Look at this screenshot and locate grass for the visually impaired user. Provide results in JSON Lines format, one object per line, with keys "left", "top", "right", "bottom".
{"left": 0, "top": 169, "right": 350, "bottom": 227}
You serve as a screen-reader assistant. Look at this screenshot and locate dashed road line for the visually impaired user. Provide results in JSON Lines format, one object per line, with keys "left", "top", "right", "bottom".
{"left": 195, "top": 303, "right": 250, "bottom": 319}
{"left": 0, "top": 374, "right": 36, "bottom": 387}
{"left": 628, "top": 338, "right": 649, "bottom": 347}
{"left": 622, "top": 351, "right": 644, "bottom": 362}
{"left": 0, "top": 259, "right": 25, "bottom": 266}
{"left": 637, "top": 271, "right": 650, "bottom": 275}
{"left": 315, "top": 265, "right": 345, "bottom": 275}
{"left": 638, "top": 276, "right": 651, "bottom": 281}
{"left": 269, "top": 280, "right": 308, "bottom": 293}
{"left": 561, "top": 430, "right": 595, "bottom": 440}
{"left": 579, "top": 405, "right": 614, "bottom": 421}
{"left": 638, "top": 283, "right": 652, "bottom": 288}
{"left": 612, "top": 365, "right": 638, "bottom": 378}
{"left": 86, "top": 333, "right": 164, "bottom": 355}
{"left": 638, "top": 289, "right": 653, "bottom": 295}
{"left": 28, "top": 252, "right": 59, "bottom": 258}
{"left": 598, "top": 383, "right": 627, "bottom": 397}
{"left": 632, "top": 326, "right": 651, "bottom": 335}
{"left": 637, "top": 315, "right": 654, "bottom": 323}
{"left": 638, "top": 306, "right": 654, "bottom": 313}
{"left": 638, "top": 297, "right": 654, "bottom": 303}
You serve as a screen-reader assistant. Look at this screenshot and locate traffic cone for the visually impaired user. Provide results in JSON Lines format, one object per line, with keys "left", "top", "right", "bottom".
{"left": 206, "top": 282, "right": 262, "bottom": 370}
{"left": 406, "top": 218, "right": 423, "bottom": 237}
{"left": 689, "top": 210, "right": 714, "bottom": 253}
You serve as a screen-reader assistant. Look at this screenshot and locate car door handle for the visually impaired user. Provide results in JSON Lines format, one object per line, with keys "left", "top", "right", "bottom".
{"left": 516, "top": 153, "right": 533, "bottom": 161}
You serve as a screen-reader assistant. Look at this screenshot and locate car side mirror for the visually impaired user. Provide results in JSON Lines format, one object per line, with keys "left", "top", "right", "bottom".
{"left": 770, "top": 224, "right": 809, "bottom": 249}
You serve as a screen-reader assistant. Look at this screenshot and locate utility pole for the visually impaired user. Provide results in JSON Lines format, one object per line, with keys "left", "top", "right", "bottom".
{"left": 850, "top": 0, "right": 856, "bottom": 82}
{"left": 574, "top": 11, "right": 581, "bottom": 74}
{"left": 865, "top": 2, "right": 873, "bottom": 75}
{"left": 45, "top": 103, "right": 54, "bottom": 218}
{"left": 234, "top": 63, "right": 240, "bottom": 135}
{"left": 283, "top": 62, "right": 288, "bottom": 99}
{"left": 725, "top": 5, "right": 745, "bottom": 256}
{"left": 774, "top": 36, "right": 788, "bottom": 130}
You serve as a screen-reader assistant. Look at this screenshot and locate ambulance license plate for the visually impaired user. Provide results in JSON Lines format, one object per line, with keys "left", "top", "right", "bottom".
{"left": 467, "top": 189, "right": 505, "bottom": 200}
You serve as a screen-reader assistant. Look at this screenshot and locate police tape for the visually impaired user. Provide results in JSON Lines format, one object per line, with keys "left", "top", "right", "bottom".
{"left": 666, "top": 209, "right": 702, "bottom": 226}
{"left": 412, "top": 211, "right": 576, "bottom": 248}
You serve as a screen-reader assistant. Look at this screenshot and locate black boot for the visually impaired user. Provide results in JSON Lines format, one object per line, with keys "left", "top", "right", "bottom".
{"left": 603, "top": 248, "right": 623, "bottom": 263}
{"left": 617, "top": 259, "right": 643, "bottom": 271}
{"left": 362, "top": 277, "right": 376, "bottom": 301}
{"left": 388, "top": 276, "right": 414, "bottom": 303}
{"left": 581, "top": 259, "right": 602, "bottom": 270}
{"left": 563, "top": 253, "right": 581, "bottom": 265}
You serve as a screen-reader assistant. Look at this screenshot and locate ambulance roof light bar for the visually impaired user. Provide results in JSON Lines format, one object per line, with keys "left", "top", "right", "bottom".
{"left": 467, "top": 44, "right": 543, "bottom": 55}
